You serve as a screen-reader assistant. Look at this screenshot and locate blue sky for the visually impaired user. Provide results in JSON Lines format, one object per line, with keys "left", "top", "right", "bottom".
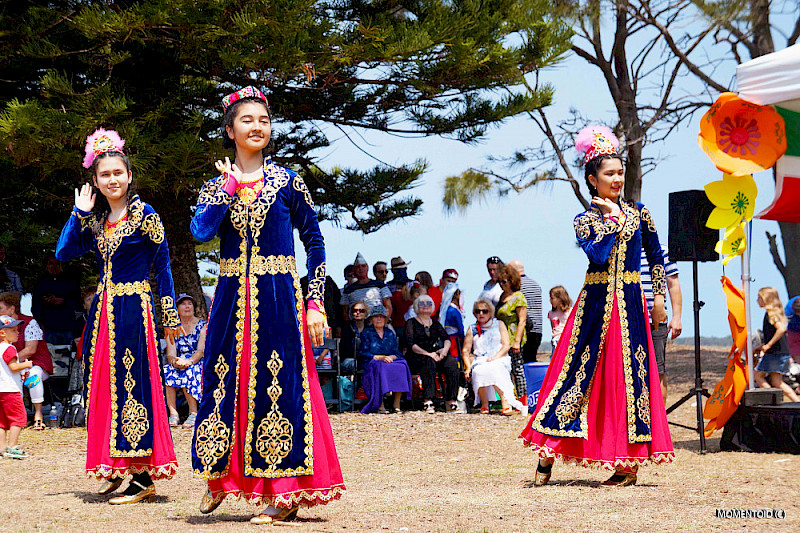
{"left": 289, "top": 50, "right": 789, "bottom": 340}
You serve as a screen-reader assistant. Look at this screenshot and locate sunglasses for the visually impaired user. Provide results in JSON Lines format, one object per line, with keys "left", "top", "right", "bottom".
{"left": 498, "top": 279, "right": 509, "bottom": 285}
{"left": 486, "top": 256, "right": 501, "bottom": 264}
{"left": 419, "top": 301, "right": 433, "bottom": 307}
{"left": 375, "top": 269, "right": 388, "bottom": 274}
{"left": 352, "top": 308, "right": 367, "bottom": 313}
{"left": 474, "top": 309, "right": 491, "bottom": 315}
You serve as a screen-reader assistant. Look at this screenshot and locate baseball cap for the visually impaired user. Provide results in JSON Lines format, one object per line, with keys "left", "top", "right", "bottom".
{"left": 442, "top": 269, "right": 458, "bottom": 281}
{"left": 0, "top": 315, "right": 23, "bottom": 328}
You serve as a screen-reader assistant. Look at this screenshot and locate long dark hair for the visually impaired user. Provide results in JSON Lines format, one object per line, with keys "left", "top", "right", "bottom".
{"left": 584, "top": 153, "right": 624, "bottom": 198}
{"left": 221, "top": 96, "right": 274, "bottom": 155}
{"left": 89, "top": 151, "right": 137, "bottom": 233}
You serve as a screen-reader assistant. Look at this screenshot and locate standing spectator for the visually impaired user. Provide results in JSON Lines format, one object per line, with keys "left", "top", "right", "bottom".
{"left": 405, "top": 295, "right": 456, "bottom": 413}
{"left": 32, "top": 256, "right": 82, "bottom": 345}
{"left": 301, "top": 274, "right": 343, "bottom": 338}
{"left": 163, "top": 294, "right": 206, "bottom": 428}
{"left": 358, "top": 305, "right": 412, "bottom": 413}
{"left": 439, "top": 282, "right": 465, "bottom": 359}
{"left": 547, "top": 286, "right": 573, "bottom": 354}
{"left": 402, "top": 284, "right": 424, "bottom": 322}
{"left": 429, "top": 269, "right": 459, "bottom": 317}
{"left": 640, "top": 244, "right": 681, "bottom": 401}
{"left": 784, "top": 296, "right": 800, "bottom": 363}
{"left": 754, "top": 287, "right": 800, "bottom": 402}
{"left": 0, "top": 292, "right": 52, "bottom": 430}
{"left": 0, "top": 245, "right": 24, "bottom": 294}
{"left": 341, "top": 253, "right": 392, "bottom": 320}
{"left": 373, "top": 261, "right": 389, "bottom": 283}
{"left": 0, "top": 315, "right": 33, "bottom": 459}
{"left": 495, "top": 264, "right": 527, "bottom": 399}
{"left": 415, "top": 271, "right": 439, "bottom": 320}
{"left": 341, "top": 264, "right": 356, "bottom": 295}
{"left": 508, "top": 260, "right": 543, "bottom": 363}
{"left": 462, "top": 299, "right": 524, "bottom": 414}
{"left": 479, "top": 256, "right": 503, "bottom": 308}
{"left": 340, "top": 300, "right": 368, "bottom": 374}
{"left": 388, "top": 257, "right": 414, "bottom": 327}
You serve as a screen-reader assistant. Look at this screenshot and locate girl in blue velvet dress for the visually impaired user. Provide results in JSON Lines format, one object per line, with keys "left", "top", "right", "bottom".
{"left": 190, "top": 87, "right": 344, "bottom": 524}
{"left": 56, "top": 129, "right": 183, "bottom": 504}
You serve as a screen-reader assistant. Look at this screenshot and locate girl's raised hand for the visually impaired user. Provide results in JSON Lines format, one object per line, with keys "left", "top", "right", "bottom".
{"left": 214, "top": 157, "right": 243, "bottom": 182}
{"left": 75, "top": 183, "right": 96, "bottom": 212}
{"left": 591, "top": 196, "right": 620, "bottom": 217}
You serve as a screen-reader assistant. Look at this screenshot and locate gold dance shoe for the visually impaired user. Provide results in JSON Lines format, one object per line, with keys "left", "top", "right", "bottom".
{"left": 533, "top": 462, "right": 552, "bottom": 487}
{"left": 199, "top": 491, "right": 224, "bottom": 514}
{"left": 108, "top": 482, "right": 156, "bottom": 504}
{"left": 98, "top": 478, "right": 124, "bottom": 495}
{"left": 601, "top": 472, "right": 637, "bottom": 487}
{"left": 249, "top": 506, "right": 299, "bottom": 525}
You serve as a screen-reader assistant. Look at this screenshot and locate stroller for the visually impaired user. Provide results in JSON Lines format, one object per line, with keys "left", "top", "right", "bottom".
{"left": 44, "top": 344, "right": 85, "bottom": 428}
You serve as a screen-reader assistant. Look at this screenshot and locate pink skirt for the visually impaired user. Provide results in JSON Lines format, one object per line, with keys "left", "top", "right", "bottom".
{"left": 520, "top": 293, "right": 674, "bottom": 471}
{"left": 207, "top": 279, "right": 345, "bottom": 508}
{"left": 86, "top": 295, "right": 178, "bottom": 480}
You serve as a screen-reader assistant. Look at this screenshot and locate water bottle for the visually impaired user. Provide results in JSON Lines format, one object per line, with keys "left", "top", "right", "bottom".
{"left": 49, "top": 404, "right": 59, "bottom": 428}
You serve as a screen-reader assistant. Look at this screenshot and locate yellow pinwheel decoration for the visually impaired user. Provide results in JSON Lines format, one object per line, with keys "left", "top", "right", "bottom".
{"left": 714, "top": 221, "right": 747, "bottom": 265}
{"left": 704, "top": 173, "right": 758, "bottom": 228}
{"left": 704, "top": 173, "right": 757, "bottom": 264}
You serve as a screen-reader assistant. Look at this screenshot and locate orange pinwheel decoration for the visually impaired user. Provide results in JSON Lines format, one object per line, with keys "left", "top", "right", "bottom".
{"left": 698, "top": 92, "right": 787, "bottom": 176}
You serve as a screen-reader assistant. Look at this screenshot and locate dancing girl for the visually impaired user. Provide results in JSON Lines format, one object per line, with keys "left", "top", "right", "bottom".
{"left": 519, "top": 126, "right": 674, "bottom": 486}
{"left": 191, "top": 86, "right": 345, "bottom": 524}
{"left": 56, "top": 129, "right": 183, "bottom": 503}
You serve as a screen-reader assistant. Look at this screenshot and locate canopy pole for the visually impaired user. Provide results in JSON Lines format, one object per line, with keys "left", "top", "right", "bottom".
{"left": 742, "top": 221, "right": 755, "bottom": 389}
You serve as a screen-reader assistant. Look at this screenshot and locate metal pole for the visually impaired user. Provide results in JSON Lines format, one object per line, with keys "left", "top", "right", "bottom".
{"left": 692, "top": 259, "right": 707, "bottom": 453}
{"left": 742, "top": 221, "right": 755, "bottom": 390}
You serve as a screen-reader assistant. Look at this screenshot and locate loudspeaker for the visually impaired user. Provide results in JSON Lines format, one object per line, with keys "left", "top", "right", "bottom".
{"left": 668, "top": 190, "right": 719, "bottom": 262}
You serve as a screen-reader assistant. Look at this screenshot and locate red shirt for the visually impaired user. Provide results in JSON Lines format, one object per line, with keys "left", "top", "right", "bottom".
{"left": 427, "top": 286, "right": 443, "bottom": 317}
{"left": 14, "top": 314, "right": 53, "bottom": 374}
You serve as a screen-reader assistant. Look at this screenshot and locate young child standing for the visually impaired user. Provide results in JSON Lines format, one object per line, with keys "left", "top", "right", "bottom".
{"left": 755, "top": 287, "right": 800, "bottom": 402}
{"left": 0, "top": 315, "right": 33, "bottom": 459}
{"left": 546, "top": 286, "right": 572, "bottom": 353}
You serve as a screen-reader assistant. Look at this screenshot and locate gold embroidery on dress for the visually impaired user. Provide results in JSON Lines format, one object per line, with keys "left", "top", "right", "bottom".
{"left": 574, "top": 209, "right": 619, "bottom": 243}
{"left": 255, "top": 351, "right": 294, "bottom": 469}
{"left": 635, "top": 345, "right": 651, "bottom": 427}
{"left": 307, "top": 262, "right": 326, "bottom": 303}
{"left": 161, "top": 295, "right": 180, "bottom": 328}
{"left": 292, "top": 175, "right": 315, "bottom": 207}
{"left": 585, "top": 271, "right": 640, "bottom": 285}
{"left": 237, "top": 180, "right": 265, "bottom": 206}
{"left": 554, "top": 346, "right": 591, "bottom": 428}
{"left": 102, "top": 280, "right": 150, "bottom": 297}
{"left": 197, "top": 177, "right": 234, "bottom": 207}
{"left": 195, "top": 354, "right": 232, "bottom": 471}
{"left": 120, "top": 349, "right": 150, "bottom": 449}
{"left": 140, "top": 212, "right": 165, "bottom": 243}
{"left": 95, "top": 198, "right": 145, "bottom": 260}
{"left": 650, "top": 263, "right": 666, "bottom": 296}
{"left": 640, "top": 205, "right": 658, "bottom": 232}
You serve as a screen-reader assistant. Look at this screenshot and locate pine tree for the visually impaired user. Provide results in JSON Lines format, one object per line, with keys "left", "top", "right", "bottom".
{"left": 0, "top": 0, "right": 570, "bottom": 305}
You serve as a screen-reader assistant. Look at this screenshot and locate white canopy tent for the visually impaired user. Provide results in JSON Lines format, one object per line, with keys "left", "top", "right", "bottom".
{"left": 735, "top": 43, "right": 800, "bottom": 389}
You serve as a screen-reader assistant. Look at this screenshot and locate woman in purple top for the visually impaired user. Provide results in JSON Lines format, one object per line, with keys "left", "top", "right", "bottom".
{"left": 358, "top": 305, "right": 412, "bottom": 413}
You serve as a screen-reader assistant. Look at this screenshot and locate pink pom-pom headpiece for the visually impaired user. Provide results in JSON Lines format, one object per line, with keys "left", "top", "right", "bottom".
{"left": 82, "top": 128, "right": 126, "bottom": 169}
{"left": 222, "top": 86, "right": 268, "bottom": 111}
{"left": 575, "top": 125, "right": 619, "bottom": 164}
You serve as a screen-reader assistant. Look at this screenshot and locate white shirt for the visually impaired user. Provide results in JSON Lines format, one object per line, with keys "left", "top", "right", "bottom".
{"left": 479, "top": 281, "right": 503, "bottom": 308}
{"left": 0, "top": 342, "right": 23, "bottom": 393}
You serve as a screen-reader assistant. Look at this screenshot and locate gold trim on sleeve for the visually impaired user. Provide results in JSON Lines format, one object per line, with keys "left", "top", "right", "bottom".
{"left": 161, "top": 295, "right": 180, "bottom": 328}
{"left": 140, "top": 213, "right": 165, "bottom": 244}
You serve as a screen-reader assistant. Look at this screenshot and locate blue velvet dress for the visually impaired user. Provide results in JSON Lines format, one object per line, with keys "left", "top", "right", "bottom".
{"left": 357, "top": 326, "right": 412, "bottom": 413}
{"left": 56, "top": 195, "right": 181, "bottom": 478}
{"left": 190, "top": 157, "right": 344, "bottom": 507}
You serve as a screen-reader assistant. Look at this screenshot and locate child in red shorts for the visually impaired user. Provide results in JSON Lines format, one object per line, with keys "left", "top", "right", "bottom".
{"left": 0, "top": 315, "right": 33, "bottom": 459}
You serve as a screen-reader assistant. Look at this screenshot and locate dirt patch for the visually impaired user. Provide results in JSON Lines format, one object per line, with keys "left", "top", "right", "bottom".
{"left": 2, "top": 345, "right": 798, "bottom": 532}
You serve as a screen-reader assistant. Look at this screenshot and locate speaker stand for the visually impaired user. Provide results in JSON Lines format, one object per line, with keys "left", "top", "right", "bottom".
{"left": 665, "top": 259, "right": 710, "bottom": 453}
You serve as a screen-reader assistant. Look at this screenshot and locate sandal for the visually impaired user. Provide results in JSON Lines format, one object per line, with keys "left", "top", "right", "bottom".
{"left": 479, "top": 407, "right": 490, "bottom": 414}
{"left": 32, "top": 419, "right": 46, "bottom": 431}
{"left": 500, "top": 407, "right": 514, "bottom": 416}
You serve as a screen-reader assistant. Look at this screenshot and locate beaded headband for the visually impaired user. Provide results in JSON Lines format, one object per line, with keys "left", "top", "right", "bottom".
{"left": 222, "top": 86, "right": 268, "bottom": 111}
{"left": 82, "top": 128, "right": 126, "bottom": 169}
{"left": 575, "top": 125, "right": 619, "bottom": 164}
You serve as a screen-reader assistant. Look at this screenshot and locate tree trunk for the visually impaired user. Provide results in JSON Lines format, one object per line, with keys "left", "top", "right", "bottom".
{"left": 779, "top": 221, "right": 800, "bottom": 297}
{"left": 149, "top": 192, "right": 206, "bottom": 319}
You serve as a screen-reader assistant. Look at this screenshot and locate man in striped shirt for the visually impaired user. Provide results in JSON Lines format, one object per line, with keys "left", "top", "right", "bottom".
{"left": 641, "top": 245, "right": 682, "bottom": 401}
{"left": 508, "top": 260, "right": 542, "bottom": 363}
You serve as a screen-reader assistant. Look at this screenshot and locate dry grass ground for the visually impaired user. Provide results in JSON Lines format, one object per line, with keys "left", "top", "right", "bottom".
{"left": 2, "top": 344, "right": 798, "bottom": 532}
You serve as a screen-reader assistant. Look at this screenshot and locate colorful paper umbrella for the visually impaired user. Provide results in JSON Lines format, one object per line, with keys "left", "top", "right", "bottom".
{"left": 714, "top": 221, "right": 747, "bottom": 265}
{"left": 704, "top": 173, "right": 758, "bottom": 229}
{"left": 698, "top": 92, "right": 787, "bottom": 176}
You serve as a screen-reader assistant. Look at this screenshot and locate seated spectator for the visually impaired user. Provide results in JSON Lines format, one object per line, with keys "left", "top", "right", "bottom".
{"left": 301, "top": 274, "right": 342, "bottom": 338}
{"left": 341, "top": 253, "right": 392, "bottom": 321}
{"left": 495, "top": 263, "right": 527, "bottom": 399}
{"left": 358, "top": 305, "right": 411, "bottom": 413}
{"left": 32, "top": 256, "right": 81, "bottom": 345}
{"left": 0, "top": 292, "right": 52, "bottom": 430}
{"left": 462, "top": 299, "right": 524, "bottom": 415}
{"left": 340, "top": 300, "right": 368, "bottom": 374}
{"left": 547, "top": 285, "right": 573, "bottom": 354}
{"left": 163, "top": 294, "right": 206, "bottom": 428}
{"left": 0, "top": 245, "right": 24, "bottom": 293}
{"left": 405, "top": 295, "right": 457, "bottom": 413}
